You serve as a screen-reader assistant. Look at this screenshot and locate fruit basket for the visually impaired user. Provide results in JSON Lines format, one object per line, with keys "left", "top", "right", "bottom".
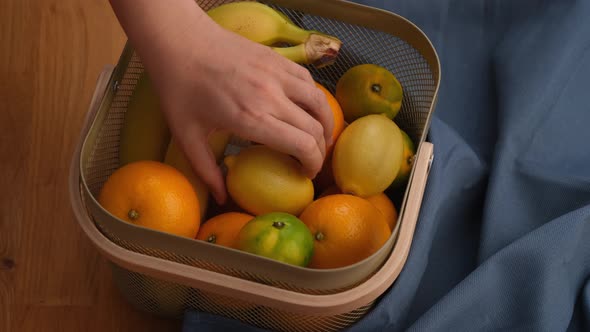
{"left": 68, "top": 0, "right": 440, "bottom": 331}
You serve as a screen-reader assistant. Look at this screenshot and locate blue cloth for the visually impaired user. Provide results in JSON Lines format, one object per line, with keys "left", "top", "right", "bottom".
{"left": 183, "top": 0, "right": 590, "bottom": 331}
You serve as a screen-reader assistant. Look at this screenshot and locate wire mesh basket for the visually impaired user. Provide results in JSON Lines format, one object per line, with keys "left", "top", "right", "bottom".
{"left": 69, "top": 0, "right": 440, "bottom": 331}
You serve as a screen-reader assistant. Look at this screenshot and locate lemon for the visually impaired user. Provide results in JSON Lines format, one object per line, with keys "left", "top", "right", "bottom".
{"left": 224, "top": 145, "right": 314, "bottom": 216}
{"left": 332, "top": 114, "right": 403, "bottom": 197}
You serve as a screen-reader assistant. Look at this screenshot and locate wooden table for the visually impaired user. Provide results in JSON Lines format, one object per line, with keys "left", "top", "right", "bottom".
{"left": 1, "top": 1, "right": 179, "bottom": 330}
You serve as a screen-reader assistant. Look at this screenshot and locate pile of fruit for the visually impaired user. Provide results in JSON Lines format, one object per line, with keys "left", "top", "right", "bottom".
{"left": 97, "top": 1, "right": 416, "bottom": 270}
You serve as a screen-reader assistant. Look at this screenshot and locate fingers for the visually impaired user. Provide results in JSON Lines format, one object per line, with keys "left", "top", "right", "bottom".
{"left": 282, "top": 75, "right": 334, "bottom": 148}
{"left": 230, "top": 112, "right": 324, "bottom": 179}
{"left": 281, "top": 57, "right": 315, "bottom": 84}
{"left": 176, "top": 127, "right": 227, "bottom": 205}
{"left": 273, "top": 98, "right": 327, "bottom": 162}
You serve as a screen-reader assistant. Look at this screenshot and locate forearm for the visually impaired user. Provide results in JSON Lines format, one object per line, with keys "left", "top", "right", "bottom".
{"left": 108, "top": 0, "right": 216, "bottom": 78}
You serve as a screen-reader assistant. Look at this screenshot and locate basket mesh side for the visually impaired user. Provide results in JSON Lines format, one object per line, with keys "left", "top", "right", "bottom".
{"left": 81, "top": 0, "right": 437, "bottom": 329}
{"left": 111, "top": 263, "right": 375, "bottom": 332}
{"left": 92, "top": 210, "right": 375, "bottom": 296}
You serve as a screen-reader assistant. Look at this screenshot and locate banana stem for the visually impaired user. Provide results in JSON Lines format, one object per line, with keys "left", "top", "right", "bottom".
{"left": 272, "top": 33, "right": 342, "bottom": 68}
{"left": 278, "top": 23, "right": 314, "bottom": 45}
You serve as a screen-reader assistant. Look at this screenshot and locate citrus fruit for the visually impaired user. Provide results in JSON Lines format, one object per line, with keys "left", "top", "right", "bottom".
{"left": 299, "top": 194, "right": 391, "bottom": 269}
{"left": 164, "top": 132, "right": 231, "bottom": 219}
{"left": 196, "top": 212, "right": 254, "bottom": 247}
{"left": 164, "top": 139, "right": 210, "bottom": 220}
{"left": 224, "top": 145, "right": 314, "bottom": 216}
{"left": 366, "top": 193, "right": 398, "bottom": 232}
{"left": 335, "top": 63, "right": 403, "bottom": 123}
{"left": 320, "top": 186, "right": 398, "bottom": 231}
{"left": 390, "top": 129, "right": 416, "bottom": 188}
{"left": 332, "top": 114, "right": 403, "bottom": 197}
{"left": 315, "top": 82, "right": 345, "bottom": 153}
{"left": 97, "top": 160, "right": 201, "bottom": 238}
{"left": 235, "top": 212, "right": 314, "bottom": 267}
{"left": 313, "top": 150, "right": 336, "bottom": 196}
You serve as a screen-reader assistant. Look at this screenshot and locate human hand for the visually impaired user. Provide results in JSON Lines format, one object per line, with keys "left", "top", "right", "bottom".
{"left": 109, "top": 0, "right": 334, "bottom": 205}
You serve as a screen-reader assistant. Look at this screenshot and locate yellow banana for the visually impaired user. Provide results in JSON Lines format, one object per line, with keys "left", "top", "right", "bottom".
{"left": 207, "top": 1, "right": 342, "bottom": 67}
{"left": 164, "top": 131, "right": 231, "bottom": 219}
{"left": 118, "top": 72, "right": 171, "bottom": 166}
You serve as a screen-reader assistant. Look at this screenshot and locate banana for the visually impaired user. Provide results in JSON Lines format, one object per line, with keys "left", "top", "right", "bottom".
{"left": 207, "top": 1, "right": 342, "bottom": 67}
{"left": 118, "top": 72, "right": 170, "bottom": 166}
{"left": 164, "top": 131, "right": 231, "bottom": 219}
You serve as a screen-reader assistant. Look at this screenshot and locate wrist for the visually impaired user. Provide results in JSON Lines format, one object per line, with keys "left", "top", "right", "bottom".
{"left": 109, "top": 0, "right": 218, "bottom": 73}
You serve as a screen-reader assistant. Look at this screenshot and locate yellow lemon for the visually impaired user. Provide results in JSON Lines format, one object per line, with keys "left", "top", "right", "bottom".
{"left": 224, "top": 145, "right": 314, "bottom": 216}
{"left": 332, "top": 114, "right": 403, "bottom": 197}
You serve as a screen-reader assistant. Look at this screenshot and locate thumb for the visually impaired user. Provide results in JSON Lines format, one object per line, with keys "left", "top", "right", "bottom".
{"left": 177, "top": 129, "right": 227, "bottom": 206}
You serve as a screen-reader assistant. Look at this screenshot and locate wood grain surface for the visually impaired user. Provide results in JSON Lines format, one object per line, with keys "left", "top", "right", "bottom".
{"left": 1, "top": 0, "right": 179, "bottom": 331}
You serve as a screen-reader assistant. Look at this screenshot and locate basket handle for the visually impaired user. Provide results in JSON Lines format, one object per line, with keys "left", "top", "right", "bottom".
{"left": 69, "top": 66, "right": 433, "bottom": 316}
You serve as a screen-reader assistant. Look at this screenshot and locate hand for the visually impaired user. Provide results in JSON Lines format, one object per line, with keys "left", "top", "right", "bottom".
{"left": 109, "top": 0, "right": 333, "bottom": 205}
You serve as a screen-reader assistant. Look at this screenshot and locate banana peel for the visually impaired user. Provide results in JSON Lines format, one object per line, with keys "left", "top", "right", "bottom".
{"left": 207, "top": 1, "right": 342, "bottom": 68}
{"left": 119, "top": 72, "right": 170, "bottom": 165}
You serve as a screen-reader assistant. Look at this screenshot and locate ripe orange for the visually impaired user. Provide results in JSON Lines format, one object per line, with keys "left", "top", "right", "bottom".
{"left": 97, "top": 160, "right": 201, "bottom": 238}
{"left": 315, "top": 82, "right": 345, "bottom": 154}
{"left": 320, "top": 186, "right": 399, "bottom": 231}
{"left": 196, "top": 212, "right": 254, "bottom": 247}
{"left": 312, "top": 151, "right": 336, "bottom": 197}
{"left": 366, "top": 193, "right": 398, "bottom": 232}
{"left": 299, "top": 194, "right": 391, "bottom": 269}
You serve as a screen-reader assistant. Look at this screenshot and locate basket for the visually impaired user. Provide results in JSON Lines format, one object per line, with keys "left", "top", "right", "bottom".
{"left": 68, "top": 0, "right": 440, "bottom": 331}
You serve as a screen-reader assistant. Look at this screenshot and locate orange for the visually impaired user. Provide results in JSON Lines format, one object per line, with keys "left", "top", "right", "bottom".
{"left": 299, "top": 194, "right": 391, "bottom": 269}
{"left": 335, "top": 64, "right": 403, "bottom": 123}
{"left": 315, "top": 82, "right": 345, "bottom": 154}
{"left": 196, "top": 212, "right": 254, "bottom": 247}
{"left": 97, "top": 160, "right": 201, "bottom": 238}
{"left": 319, "top": 186, "right": 398, "bottom": 231}
{"left": 366, "top": 193, "right": 398, "bottom": 232}
{"left": 312, "top": 150, "right": 336, "bottom": 197}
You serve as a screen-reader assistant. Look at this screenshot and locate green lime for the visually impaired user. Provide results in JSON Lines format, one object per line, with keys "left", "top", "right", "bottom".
{"left": 235, "top": 212, "right": 314, "bottom": 267}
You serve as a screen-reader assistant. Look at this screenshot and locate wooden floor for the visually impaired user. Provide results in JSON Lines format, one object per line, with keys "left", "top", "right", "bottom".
{"left": 1, "top": 1, "right": 179, "bottom": 331}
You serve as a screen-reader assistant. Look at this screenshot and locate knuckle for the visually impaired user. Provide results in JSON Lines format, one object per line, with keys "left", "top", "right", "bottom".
{"left": 240, "top": 108, "right": 265, "bottom": 130}
{"left": 295, "top": 134, "right": 318, "bottom": 156}
{"left": 313, "top": 88, "right": 327, "bottom": 110}
{"left": 299, "top": 68, "right": 314, "bottom": 82}
{"left": 245, "top": 107, "right": 266, "bottom": 123}
{"left": 310, "top": 118, "right": 324, "bottom": 140}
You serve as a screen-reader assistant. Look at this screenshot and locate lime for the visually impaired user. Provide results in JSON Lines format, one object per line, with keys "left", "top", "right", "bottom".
{"left": 235, "top": 212, "right": 314, "bottom": 267}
